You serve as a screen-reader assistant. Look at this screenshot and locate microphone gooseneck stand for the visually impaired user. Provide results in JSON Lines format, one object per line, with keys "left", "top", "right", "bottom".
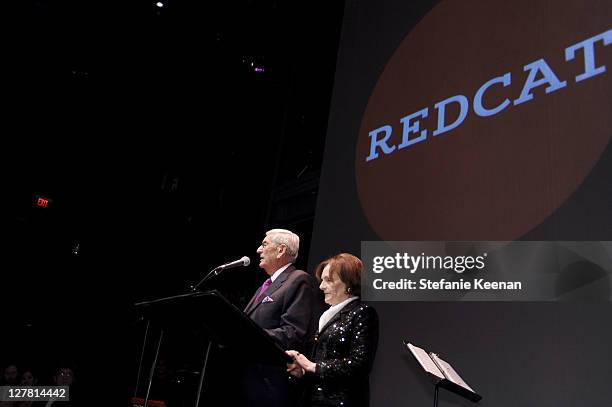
{"left": 189, "top": 266, "right": 223, "bottom": 292}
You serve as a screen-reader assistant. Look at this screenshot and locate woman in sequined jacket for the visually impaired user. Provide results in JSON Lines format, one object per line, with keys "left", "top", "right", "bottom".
{"left": 287, "top": 253, "right": 379, "bottom": 407}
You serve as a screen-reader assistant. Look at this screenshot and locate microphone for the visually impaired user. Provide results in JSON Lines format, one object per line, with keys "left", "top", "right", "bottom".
{"left": 190, "top": 256, "right": 251, "bottom": 292}
{"left": 215, "top": 256, "right": 251, "bottom": 272}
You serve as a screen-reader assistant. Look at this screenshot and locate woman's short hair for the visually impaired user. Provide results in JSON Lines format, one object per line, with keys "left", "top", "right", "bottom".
{"left": 315, "top": 253, "right": 362, "bottom": 297}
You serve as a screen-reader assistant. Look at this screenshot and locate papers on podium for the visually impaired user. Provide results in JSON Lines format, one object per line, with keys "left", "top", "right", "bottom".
{"left": 405, "top": 341, "right": 481, "bottom": 402}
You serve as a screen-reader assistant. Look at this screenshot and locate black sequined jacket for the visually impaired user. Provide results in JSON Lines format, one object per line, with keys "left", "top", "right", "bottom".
{"left": 307, "top": 299, "right": 379, "bottom": 407}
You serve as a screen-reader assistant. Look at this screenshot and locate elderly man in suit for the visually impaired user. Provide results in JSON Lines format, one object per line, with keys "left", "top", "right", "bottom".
{"left": 243, "top": 228, "right": 319, "bottom": 407}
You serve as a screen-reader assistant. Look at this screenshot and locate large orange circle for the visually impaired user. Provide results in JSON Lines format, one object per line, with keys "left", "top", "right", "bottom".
{"left": 355, "top": 0, "right": 612, "bottom": 240}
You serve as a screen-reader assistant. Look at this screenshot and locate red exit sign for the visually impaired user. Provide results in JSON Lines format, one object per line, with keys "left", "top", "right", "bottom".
{"left": 34, "top": 195, "right": 52, "bottom": 208}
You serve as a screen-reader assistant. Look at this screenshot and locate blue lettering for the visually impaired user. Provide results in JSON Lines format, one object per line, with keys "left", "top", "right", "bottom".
{"left": 433, "top": 95, "right": 468, "bottom": 136}
{"left": 364, "top": 29, "right": 610, "bottom": 164}
{"left": 398, "top": 108, "right": 429, "bottom": 149}
{"left": 366, "top": 125, "right": 395, "bottom": 162}
{"left": 514, "top": 59, "right": 567, "bottom": 106}
{"left": 565, "top": 29, "right": 612, "bottom": 82}
{"left": 473, "top": 72, "right": 511, "bottom": 117}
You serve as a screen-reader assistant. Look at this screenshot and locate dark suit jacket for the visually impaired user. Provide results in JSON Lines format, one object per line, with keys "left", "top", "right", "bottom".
{"left": 308, "top": 300, "right": 379, "bottom": 407}
{"left": 244, "top": 264, "right": 319, "bottom": 352}
{"left": 241, "top": 265, "right": 319, "bottom": 407}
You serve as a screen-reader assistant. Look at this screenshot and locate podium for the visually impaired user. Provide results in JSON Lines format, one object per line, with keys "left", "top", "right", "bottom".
{"left": 134, "top": 290, "right": 291, "bottom": 407}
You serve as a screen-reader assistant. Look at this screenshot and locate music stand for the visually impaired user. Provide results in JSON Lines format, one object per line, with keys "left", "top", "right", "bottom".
{"left": 404, "top": 340, "right": 482, "bottom": 406}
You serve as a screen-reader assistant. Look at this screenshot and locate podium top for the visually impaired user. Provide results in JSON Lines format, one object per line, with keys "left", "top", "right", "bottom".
{"left": 136, "top": 290, "right": 292, "bottom": 366}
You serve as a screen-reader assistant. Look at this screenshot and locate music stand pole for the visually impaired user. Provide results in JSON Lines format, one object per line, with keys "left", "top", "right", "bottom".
{"left": 433, "top": 382, "right": 440, "bottom": 407}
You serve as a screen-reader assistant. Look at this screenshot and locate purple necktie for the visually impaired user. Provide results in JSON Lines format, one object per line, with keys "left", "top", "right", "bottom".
{"left": 255, "top": 278, "right": 272, "bottom": 302}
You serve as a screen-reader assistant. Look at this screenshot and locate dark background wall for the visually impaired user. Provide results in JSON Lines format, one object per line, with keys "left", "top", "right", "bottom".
{"left": 310, "top": 0, "right": 612, "bottom": 406}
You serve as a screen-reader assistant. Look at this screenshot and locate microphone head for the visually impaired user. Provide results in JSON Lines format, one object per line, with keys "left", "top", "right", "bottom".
{"left": 241, "top": 256, "right": 251, "bottom": 266}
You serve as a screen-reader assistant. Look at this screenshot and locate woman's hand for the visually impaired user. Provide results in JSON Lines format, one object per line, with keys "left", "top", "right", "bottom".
{"left": 286, "top": 350, "right": 305, "bottom": 377}
{"left": 286, "top": 350, "right": 316, "bottom": 374}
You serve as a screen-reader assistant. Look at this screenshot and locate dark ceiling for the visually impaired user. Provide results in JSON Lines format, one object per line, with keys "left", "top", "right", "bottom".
{"left": 4, "top": 0, "right": 345, "bottom": 317}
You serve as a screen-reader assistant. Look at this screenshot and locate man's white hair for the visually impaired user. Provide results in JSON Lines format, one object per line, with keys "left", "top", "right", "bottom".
{"left": 266, "top": 229, "right": 299, "bottom": 262}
